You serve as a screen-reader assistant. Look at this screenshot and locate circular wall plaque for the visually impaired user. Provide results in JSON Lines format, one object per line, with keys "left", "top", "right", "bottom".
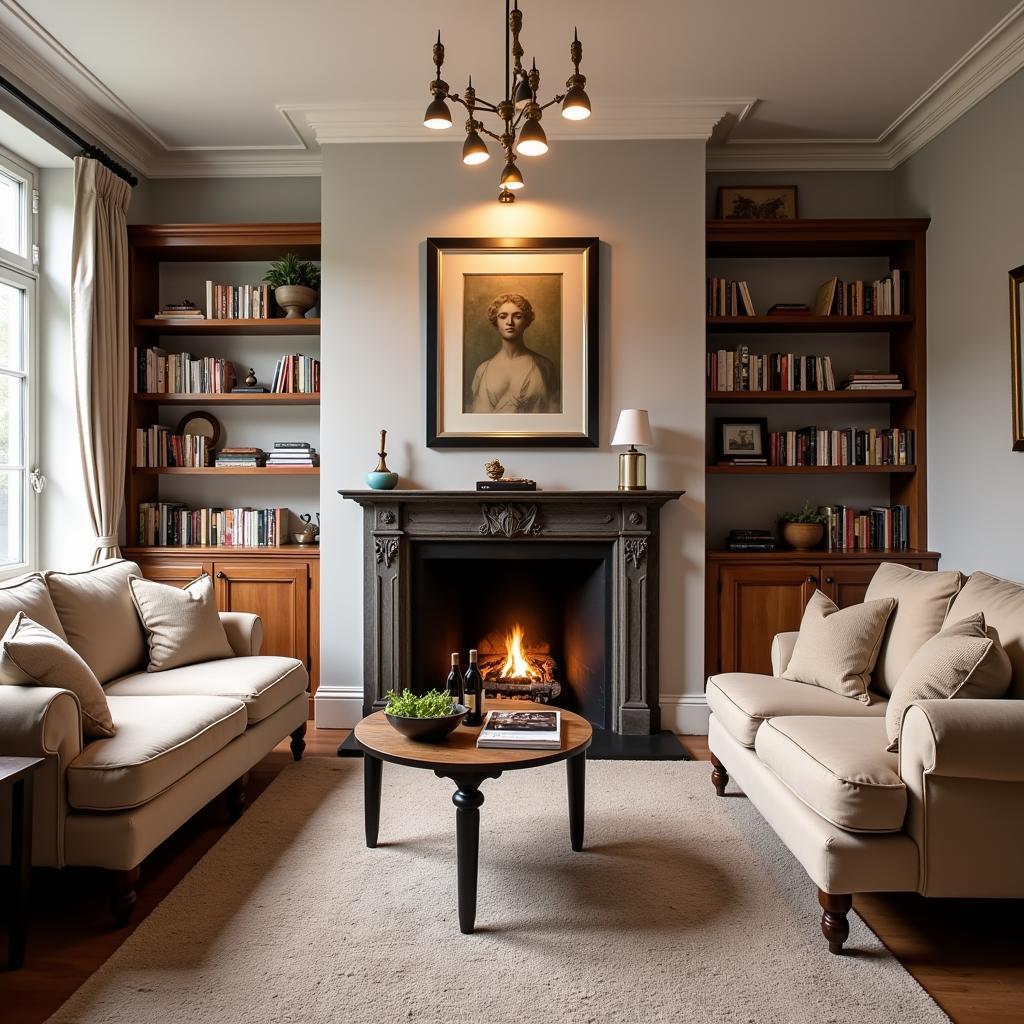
{"left": 176, "top": 411, "right": 222, "bottom": 447}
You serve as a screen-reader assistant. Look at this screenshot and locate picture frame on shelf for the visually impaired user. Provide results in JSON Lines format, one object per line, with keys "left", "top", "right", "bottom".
{"left": 425, "top": 237, "right": 599, "bottom": 448}
{"left": 714, "top": 416, "right": 768, "bottom": 463}
{"left": 717, "top": 185, "right": 798, "bottom": 221}
{"left": 1008, "top": 263, "right": 1024, "bottom": 451}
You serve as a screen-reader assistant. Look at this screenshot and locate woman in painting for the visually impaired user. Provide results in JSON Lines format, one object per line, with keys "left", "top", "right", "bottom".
{"left": 469, "top": 293, "right": 559, "bottom": 413}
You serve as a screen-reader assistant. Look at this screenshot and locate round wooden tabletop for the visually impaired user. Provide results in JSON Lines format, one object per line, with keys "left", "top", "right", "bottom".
{"left": 354, "top": 699, "right": 593, "bottom": 772}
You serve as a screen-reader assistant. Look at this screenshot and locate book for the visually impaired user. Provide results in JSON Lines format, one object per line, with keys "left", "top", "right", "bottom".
{"left": 813, "top": 277, "right": 839, "bottom": 316}
{"left": 476, "top": 709, "right": 562, "bottom": 750}
{"left": 274, "top": 441, "right": 312, "bottom": 449}
{"left": 476, "top": 480, "right": 537, "bottom": 491}
{"left": 766, "top": 303, "right": 810, "bottom": 315}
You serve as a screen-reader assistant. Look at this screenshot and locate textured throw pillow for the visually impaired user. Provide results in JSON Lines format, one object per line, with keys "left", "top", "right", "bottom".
{"left": 0, "top": 612, "right": 115, "bottom": 739}
{"left": 128, "top": 573, "right": 234, "bottom": 672}
{"left": 782, "top": 590, "right": 896, "bottom": 703}
{"left": 885, "top": 612, "right": 1012, "bottom": 752}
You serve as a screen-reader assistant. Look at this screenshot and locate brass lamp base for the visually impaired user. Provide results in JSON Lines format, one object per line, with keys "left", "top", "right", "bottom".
{"left": 618, "top": 448, "right": 647, "bottom": 490}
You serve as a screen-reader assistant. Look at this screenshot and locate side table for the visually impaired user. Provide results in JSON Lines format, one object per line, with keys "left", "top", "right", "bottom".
{"left": 1, "top": 756, "right": 44, "bottom": 970}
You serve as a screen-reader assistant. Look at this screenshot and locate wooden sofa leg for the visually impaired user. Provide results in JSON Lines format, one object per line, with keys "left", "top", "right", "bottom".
{"left": 710, "top": 754, "right": 729, "bottom": 797}
{"left": 290, "top": 722, "right": 307, "bottom": 762}
{"left": 110, "top": 866, "right": 140, "bottom": 928}
{"left": 818, "top": 889, "right": 852, "bottom": 954}
{"left": 226, "top": 772, "right": 250, "bottom": 821}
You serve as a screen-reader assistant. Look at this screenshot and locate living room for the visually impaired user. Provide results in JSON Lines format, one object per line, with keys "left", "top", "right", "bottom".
{"left": 0, "top": 2, "right": 1022, "bottom": 1022}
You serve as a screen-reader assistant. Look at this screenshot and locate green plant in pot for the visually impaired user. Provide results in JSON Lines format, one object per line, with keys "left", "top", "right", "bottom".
{"left": 264, "top": 253, "right": 320, "bottom": 319}
{"left": 780, "top": 500, "right": 828, "bottom": 550}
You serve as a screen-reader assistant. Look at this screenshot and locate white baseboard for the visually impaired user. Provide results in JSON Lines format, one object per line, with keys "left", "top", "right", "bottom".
{"left": 314, "top": 685, "right": 363, "bottom": 729}
{"left": 659, "top": 694, "right": 709, "bottom": 735}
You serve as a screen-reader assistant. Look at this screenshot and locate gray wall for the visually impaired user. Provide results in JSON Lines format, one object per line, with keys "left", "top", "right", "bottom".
{"left": 129, "top": 176, "right": 320, "bottom": 223}
{"left": 896, "top": 68, "right": 1024, "bottom": 578}
{"left": 320, "top": 140, "right": 708, "bottom": 729}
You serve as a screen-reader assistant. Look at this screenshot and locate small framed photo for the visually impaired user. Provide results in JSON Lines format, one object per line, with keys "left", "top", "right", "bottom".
{"left": 715, "top": 417, "right": 768, "bottom": 463}
{"left": 717, "top": 185, "right": 798, "bottom": 220}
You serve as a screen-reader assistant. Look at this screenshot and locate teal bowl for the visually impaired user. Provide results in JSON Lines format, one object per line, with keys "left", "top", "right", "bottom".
{"left": 366, "top": 471, "right": 399, "bottom": 490}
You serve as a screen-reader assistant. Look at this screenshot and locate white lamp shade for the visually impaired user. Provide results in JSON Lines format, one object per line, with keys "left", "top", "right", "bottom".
{"left": 611, "top": 408, "right": 652, "bottom": 447}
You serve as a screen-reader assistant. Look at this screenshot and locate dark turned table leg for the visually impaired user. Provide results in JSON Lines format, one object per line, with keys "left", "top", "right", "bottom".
{"left": 9, "top": 773, "right": 34, "bottom": 969}
{"left": 567, "top": 751, "right": 586, "bottom": 852}
{"left": 364, "top": 755, "right": 383, "bottom": 849}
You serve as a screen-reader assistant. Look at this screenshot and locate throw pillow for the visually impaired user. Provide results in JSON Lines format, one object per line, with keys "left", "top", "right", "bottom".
{"left": 885, "top": 612, "right": 1012, "bottom": 752}
{"left": 128, "top": 573, "right": 234, "bottom": 672}
{"left": 0, "top": 613, "right": 115, "bottom": 739}
{"left": 0, "top": 572, "right": 67, "bottom": 639}
{"left": 782, "top": 590, "right": 896, "bottom": 703}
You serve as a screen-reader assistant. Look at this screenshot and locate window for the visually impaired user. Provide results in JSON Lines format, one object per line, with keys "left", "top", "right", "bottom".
{"left": 0, "top": 146, "right": 37, "bottom": 576}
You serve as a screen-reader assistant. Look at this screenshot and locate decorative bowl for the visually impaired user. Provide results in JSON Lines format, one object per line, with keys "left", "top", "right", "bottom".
{"left": 366, "top": 470, "right": 399, "bottom": 490}
{"left": 273, "top": 284, "right": 318, "bottom": 320}
{"left": 385, "top": 705, "right": 467, "bottom": 743}
{"left": 292, "top": 533, "right": 319, "bottom": 545}
{"left": 781, "top": 522, "right": 824, "bottom": 551}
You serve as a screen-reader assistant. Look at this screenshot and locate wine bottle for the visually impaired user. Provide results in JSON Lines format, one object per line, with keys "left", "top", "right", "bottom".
{"left": 463, "top": 648, "right": 483, "bottom": 726}
{"left": 446, "top": 652, "right": 464, "bottom": 708}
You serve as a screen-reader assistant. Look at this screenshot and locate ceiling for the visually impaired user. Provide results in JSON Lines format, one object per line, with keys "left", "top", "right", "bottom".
{"left": 0, "top": 0, "right": 1022, "bottom": 176}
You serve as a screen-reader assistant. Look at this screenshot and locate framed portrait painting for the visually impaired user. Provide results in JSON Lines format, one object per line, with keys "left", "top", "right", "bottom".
{"left": 1010, "top": 263, "right": 1024, "bottom": 451}
{"left": 426, "top": 237, "right": 599, "bottom": 447}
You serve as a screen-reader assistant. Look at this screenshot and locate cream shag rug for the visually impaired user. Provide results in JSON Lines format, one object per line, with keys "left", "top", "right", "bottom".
{"left": 46, "top": 759, "right": 948, "bottom": 1024}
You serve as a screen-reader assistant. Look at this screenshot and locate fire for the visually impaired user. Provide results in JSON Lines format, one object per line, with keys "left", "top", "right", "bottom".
{"left": 499, "top": 623, "right": 541, "bottom": 679}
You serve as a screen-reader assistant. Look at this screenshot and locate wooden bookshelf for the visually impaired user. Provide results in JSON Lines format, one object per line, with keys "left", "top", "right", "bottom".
{"left": 134, "top": 392, "right": 320, "bottom": 406}
{"left": 704, "top": 217, "right": 934, "bottom": 677}
{"left": 135, "top": 466, "right": 320, "bottom": 476}
{"left": 134, "top": 318, "right": 321, "bottom": 335}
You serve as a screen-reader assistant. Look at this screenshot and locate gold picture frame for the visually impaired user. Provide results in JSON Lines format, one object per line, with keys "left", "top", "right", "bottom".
{"left": 1009, "top": 264, "right": 1024, "bottom": 451}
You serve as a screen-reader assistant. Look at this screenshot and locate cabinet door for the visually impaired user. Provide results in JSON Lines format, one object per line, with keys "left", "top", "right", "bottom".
{"left": 819, "top": 564, "right": 879, "bottom": 609}
{"left": 133, "top": 556, "right": 214, "bottom": 587}
{"left": 718, "top": 564, "right": 819, "bottom": 675}
{"left": 213, "top": 561, "right": 309, "bottom": 668}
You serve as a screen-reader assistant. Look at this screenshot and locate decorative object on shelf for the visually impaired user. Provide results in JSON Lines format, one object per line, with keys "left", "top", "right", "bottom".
{"left": 423, "top": 0, "right": 592, "bottom": 202}
{"left": 427, "top": 237, "right": 599, "bottom": 448}
{"left": 717, "top": 185, "right": 797, "bottom": 220}
{"left": 485, "top": 458, "right": 504, "bottom": 480}
{"left": 293, "top": 513, "right": 320, "bottom": 546}
{"left": 476, "top": 458, "right": 536, "bottom": 490}
{"left": 780, "top": 501, "right": 827, "bottom": 551}
{"left": 366, "top": 430, "right": 399, "bottom": 489}
{"left": 611, "top": 409, "right": 652, "bottom": 491}
{"left": 263, "top": 253, "right": 320, "bottom": 319}
{"left": 176, "top": 411, "right": 222, "bottom": 448}
{"left": 231, "top": 368, "right": 268, "bottom": 394}
{"left": 383, "top": 689, "right": 467, "bottom": 743}
{"left": 1008, "top": 263, "right": 1024, "bottom": 451}
{"left": 714, "top": 416, "right": 768, "bottom": 465}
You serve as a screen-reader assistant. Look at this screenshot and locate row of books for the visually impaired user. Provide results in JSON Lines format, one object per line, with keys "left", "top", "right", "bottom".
{"left": 205, "top": 282, "right": 274, "bottom": 320}
{"left": 814, "top": 272, "right": 908, "bottom": 316}
{"left": 726, "top": 529, "right": 776, "bottom": 553}
{"left": 708, "top": 348, "right": 836, "bottom": 392}
{"left": 766, "top": 426, "right": 915, "bottom": 467}
{"left": 823, "top": 504, "right": 911, "bottom": 552}
{"left": 134, "top": 426, "right": 210, "bottom": 468}
{"left": 134, "top": 348, "right": 236, "bottom": 394}
{"left": 706, "top": 277, "right": 756, "bottom": 317}
{"left": 271, "top": 354, "right": 320, "bottom": 394}
{"left": 137, "top": 503, "right": 288, "bottom": 548}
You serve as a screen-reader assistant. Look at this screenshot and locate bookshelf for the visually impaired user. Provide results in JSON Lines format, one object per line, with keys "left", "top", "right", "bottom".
{"left": 704, "top": 218, "right": 939, "bottom": 676}
{"left": 126, "top": 223, "right": 321, "bottom": 708}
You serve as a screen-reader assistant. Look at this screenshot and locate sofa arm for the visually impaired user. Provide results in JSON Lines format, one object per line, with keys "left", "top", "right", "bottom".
{"left": 0, "top": 685, "right": 82, "bottom": 868}
{"left": 771, "top": 632, "right": 800, "bottom": 676}
{"left": 219, "top": 612, "right": 263, "bottom": 657}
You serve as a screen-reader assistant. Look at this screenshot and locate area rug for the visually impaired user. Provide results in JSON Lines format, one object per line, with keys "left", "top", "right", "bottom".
{"left": 46, "top": 759, "right": 948, "bottom": 1024}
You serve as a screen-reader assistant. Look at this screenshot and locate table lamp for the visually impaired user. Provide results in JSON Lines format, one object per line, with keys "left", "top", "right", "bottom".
{"left": 611, "top": 409, "right": 652, "bottom": 490}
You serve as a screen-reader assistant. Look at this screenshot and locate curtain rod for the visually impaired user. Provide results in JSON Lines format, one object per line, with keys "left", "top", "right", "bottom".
{"left": 0, "top": 73, "right": 138, "bottom": 186}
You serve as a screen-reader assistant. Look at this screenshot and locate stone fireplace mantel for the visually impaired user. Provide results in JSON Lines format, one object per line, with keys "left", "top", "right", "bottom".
{"left": 340, "top": 490, "right": 684, "bottom": 735}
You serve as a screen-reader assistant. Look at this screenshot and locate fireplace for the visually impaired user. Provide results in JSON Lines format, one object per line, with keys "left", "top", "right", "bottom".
{"left": 341, "top": 490, "right": 683, "bottom": 736}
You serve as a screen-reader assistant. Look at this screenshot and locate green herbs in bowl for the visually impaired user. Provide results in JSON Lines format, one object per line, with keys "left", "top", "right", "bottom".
{"left": 383, "top": 688, "right": 467, "bottom": 743}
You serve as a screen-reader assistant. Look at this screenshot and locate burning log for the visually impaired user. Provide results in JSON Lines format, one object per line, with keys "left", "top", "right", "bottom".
{"left": 477, "top": 625, "right": 562, "bottom": 703}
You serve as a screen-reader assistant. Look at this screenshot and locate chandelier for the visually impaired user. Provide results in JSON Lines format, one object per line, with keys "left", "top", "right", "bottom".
{"left": 423, "top": 0, "right": 592, "bottom": 202}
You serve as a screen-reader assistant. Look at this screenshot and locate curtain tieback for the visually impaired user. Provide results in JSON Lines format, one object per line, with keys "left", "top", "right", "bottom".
{"left": 95, "top": 535, "right": 118, "bottom": 548}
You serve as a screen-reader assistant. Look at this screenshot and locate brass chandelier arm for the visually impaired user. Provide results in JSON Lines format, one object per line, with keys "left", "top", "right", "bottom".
{"left": 451, "top": 94, "right": 500, "bottom": 114}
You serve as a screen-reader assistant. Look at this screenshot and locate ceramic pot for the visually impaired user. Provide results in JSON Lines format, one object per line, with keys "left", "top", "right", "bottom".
{"left": 366, "top": 470, "right": 399, "bottom": 490}
{"left": 782, "top": 521, "right": 824, "bottom": 550}
{"left": 273, "top": 285, "right": 318, "bottom": 320}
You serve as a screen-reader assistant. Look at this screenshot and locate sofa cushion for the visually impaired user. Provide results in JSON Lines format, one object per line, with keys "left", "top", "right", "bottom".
{"left": 885, "top": 612, "right": 1012, "bottom": 751}
{"left": 0, "top": 612, "right": 115, "bottom": 739}
{"left": 706, "top": 672, "right": 886, "bottom": 748}
{"left": 66, "top": 694, "right": 247, "bottom": 811}
{"left": 128, "top": 573, "right": 234, "bottom": 672}
{"left": 864, "top": 562, "right": 964, "bottom": 696}
{"left": 45, "top": 560, "right": 147, "bottom": 684}
{"left": 104, "top": 656, "right": 308, "bottom": 724}
{"left": 947, "top": 571, "right": 1024, "bottom": 699}
{"left": 782, "top": 590, "right": 895, "bottom": 703}
{"left": 0, "top": 573, "right": 67, "bottom": 639}
{"left": 755, "top": 717, "right": 907, "bottom": 833}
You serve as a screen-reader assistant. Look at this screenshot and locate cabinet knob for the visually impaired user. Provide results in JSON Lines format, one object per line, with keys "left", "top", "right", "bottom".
{"left": 825, "top": 576, "right": 834, "bottom": 584}
{"left": 806, "top": 575, "right": 817, "bottom": 584}
{"left": 216, "top": 571, "right": 226, "bottom": 579}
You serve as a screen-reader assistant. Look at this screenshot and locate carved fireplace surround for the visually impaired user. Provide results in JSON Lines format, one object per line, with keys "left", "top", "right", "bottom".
{"left": 340, "top": 490, "right": 683, "bottom": 735}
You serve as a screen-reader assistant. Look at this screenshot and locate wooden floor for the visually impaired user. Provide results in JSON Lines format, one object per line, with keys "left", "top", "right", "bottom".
{"left": 2, "top": 725, "right": 1020, "bottom": 1024}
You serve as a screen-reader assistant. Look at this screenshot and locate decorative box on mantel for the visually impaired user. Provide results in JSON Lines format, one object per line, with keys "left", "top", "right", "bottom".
{"left": 340, "top": 490, "right": 683, "bottom": 736}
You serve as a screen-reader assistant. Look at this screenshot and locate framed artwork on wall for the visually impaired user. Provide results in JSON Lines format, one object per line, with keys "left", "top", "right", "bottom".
{"left": 426, "top": 237, "right": 599, "bottom": 447}
{"left": 1009, "top": 264, "right": 1024, "bottom": 451}
{"left": 717, "top": 185, "right": 798, "bottom": 220}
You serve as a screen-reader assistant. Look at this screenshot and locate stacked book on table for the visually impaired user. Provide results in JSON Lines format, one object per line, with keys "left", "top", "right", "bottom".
{"left": 476, "top": 710, "right": 561, "bottom": 750}
{"left": 267, "top": 442, "right": 318, "bottom": 467}
{"left": 214, "top": 447, "right": 266, "bottom": 469}
{"left": 726, "top": 529, "right": 776, "bottom": 553}
{"left": 840, "top": 372, "right": 904, "bottom": 391}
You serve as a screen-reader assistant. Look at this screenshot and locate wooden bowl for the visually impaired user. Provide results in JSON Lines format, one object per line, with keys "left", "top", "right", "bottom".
{"left": 782, "top": 522, "right": 824, "bottom": 550}
{"left": 384, "top": 706, "right": 468, "bottom": 743}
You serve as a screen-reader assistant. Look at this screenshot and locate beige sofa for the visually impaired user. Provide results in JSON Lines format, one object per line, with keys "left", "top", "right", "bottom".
{"left": 0, "top": 559, "right": 309, "bottom": 924}
{"left": 706, "top": 564, "right": 1024, "bottom": 954}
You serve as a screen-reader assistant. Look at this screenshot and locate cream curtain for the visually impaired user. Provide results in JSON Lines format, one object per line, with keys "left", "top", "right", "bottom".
{"left": 70, "top": 157, "right": 131, "bottom": 564}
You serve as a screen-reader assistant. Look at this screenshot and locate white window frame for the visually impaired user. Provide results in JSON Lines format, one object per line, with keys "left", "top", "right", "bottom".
{"left": 0, "top": 143, "right": 39, "bottom": 579}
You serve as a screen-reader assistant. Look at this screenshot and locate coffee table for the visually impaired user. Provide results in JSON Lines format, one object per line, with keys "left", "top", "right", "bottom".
{"left": 354, "top": 701, "right": 593, "bottom": 934}
{"left": 1, "top": 756, "right": 44, "bottom": 969}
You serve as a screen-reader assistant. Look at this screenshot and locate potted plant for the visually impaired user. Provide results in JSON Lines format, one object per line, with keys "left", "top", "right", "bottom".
{"left": 383, "top": 688, "right": 467, "bottom": 743}
{"left": 780, "top": 500, "right": 827, "bottom": 550}
{"left": 264, "top": 253, "right": 320, "bottom": 319}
